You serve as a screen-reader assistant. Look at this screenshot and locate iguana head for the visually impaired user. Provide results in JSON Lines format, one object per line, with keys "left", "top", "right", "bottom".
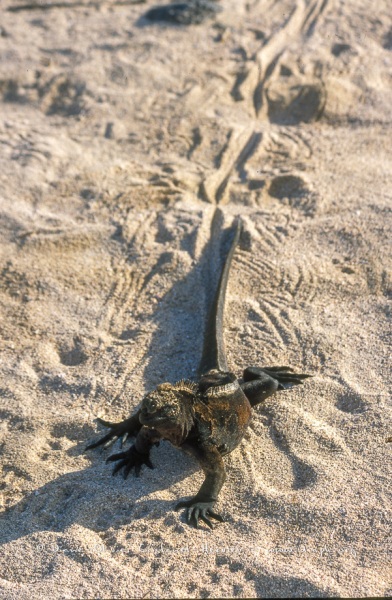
{"left": 139, "top": 381, "right": 196, "bottom": 436}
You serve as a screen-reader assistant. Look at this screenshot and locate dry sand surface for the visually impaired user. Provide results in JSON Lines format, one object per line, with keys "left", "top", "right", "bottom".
{"left": 0, "top": 0, "right": 391, "bottom": 598}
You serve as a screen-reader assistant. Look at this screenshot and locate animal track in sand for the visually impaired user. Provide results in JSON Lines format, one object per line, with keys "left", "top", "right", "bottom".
{"left": 244, "top": 296, "right": 299, "bottom": 352}
{"left": 331, "top": 43, "right": 352, "bottom": 57}
{"left": 266, "top": 77, "right": 326, "bottom": 125}
{"left": 236, "top": 0, "right": 330, "bottom": 117}
{"left": 251, "top": 128, "right": 313, "bottom": 185}
{"left": 279, "top": 258, "right": 319, "bottom": 304}
{"left": 0, "top": 78, "right": 20, "bottom": 102}
{"left": 252, "top": 215, "right": 292, "bottom": 247}
{"left": 267, "top": 174, "right": 317, "bottom": 215}
{"left": 268, "top": 174, "right": 308, "bottom": 200}
{"left": 199, "top": 127, "right": 262, "bottom": 204}
{"left": 1, "top": 67, "right": 132, "bottom": 123}
{"left": 40, "top": 74, "right": 87, "bottom": 116}
{"left": 234, "top": 251, "right": 280, "bottom": 295}
{"left": 58, "top": 342, "right": 88, "bottom": 367}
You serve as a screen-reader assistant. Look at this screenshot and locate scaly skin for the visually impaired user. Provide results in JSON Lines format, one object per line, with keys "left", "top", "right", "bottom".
{"left": 86, "top": 215, "right": 312, "bottom": 529}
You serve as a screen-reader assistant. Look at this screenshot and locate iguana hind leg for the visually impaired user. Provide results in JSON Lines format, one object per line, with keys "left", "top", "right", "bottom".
{"left": 242, "top": 366, "right": 312, "bottom": 407}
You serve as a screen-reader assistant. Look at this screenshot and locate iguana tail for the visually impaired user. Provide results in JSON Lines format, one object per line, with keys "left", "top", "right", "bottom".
{"left": 198, "top": 215, "right": 242, "bottom": 376}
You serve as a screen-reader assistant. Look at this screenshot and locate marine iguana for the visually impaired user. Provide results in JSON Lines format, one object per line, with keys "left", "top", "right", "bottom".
{"left": 86, "top": 217, "right": 311, "bottom": 529}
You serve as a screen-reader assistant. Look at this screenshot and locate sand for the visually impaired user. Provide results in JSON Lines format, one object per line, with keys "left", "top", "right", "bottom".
{"left": 0, "top": 0, "right": 391, "bottom": 598}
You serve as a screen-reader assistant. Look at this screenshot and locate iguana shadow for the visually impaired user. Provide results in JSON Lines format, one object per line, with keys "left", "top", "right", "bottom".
{"left": 0, "top": 439, "right": 200, "bottom": 547}
{"left": 140, "top": 207, "right": 234, "bottom": 387}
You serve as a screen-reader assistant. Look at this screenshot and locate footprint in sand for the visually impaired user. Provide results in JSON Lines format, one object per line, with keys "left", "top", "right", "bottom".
{"left": 266, "top": 74, "right": 326, "bottom": 125}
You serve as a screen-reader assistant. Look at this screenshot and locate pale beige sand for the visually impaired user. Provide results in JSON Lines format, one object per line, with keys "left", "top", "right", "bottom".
{"left": 0, "top": 0, "right": 391, "bottom": 598}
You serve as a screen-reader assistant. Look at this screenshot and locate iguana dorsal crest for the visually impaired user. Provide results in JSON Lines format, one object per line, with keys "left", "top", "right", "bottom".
{"left": 205, "top": 380, "right": 239, "bottom": 398}
{"left": 172, "top": 380, "right": 198, "bottom": 395}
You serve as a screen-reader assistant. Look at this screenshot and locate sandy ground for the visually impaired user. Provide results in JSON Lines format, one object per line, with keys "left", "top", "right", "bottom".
{"left": 0, "top": 0, "right": 391, "bottom": 598}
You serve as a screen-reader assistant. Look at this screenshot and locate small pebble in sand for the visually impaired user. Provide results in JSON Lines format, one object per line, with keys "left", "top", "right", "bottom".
{"left": 144, "top": 0, "right": 222, "bottom": 26}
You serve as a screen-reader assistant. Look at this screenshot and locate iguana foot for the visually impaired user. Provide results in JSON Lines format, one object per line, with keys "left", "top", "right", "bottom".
{"left": 106, "top": 445, "right": 154, "bottom": 478}
{"left": 85, "top": 416, "right": 140, "bottom": 451}
{"left": 244, "top": 365, "right": 312, "bottom": 389}
{"left": 175, "top": 499, "right": 224, "bottom": 529}
{"left": 263, "top": 366, "right": 312, "bottom": 389}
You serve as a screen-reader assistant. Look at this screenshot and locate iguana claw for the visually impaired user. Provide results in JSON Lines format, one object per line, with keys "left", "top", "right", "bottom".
{"left": 175, "top": 499, "right": 224, "bottom": 529}
{"left": 85, "top": 415, "right": 140, "bottom": 451}
{"left": 107, "top": 445, "right": 154, "bottom": 478}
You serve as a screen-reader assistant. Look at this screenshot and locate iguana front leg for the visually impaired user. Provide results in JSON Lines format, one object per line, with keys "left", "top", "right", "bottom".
{"left": 241, "top": 366, "right": 312, "bottom": 407}
{"left": 106, "top": 426, "right": 162, "bottom": 478}
{"left": 85, "top": 410, "right": 142, "bottom": 450}
{"left": 176, "top": 444, "right": 226, "bottom": 529}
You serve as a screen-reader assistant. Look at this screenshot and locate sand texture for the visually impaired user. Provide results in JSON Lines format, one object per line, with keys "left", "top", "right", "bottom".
{"left": 0, "top": 0, "right": 391, "bottom": 598}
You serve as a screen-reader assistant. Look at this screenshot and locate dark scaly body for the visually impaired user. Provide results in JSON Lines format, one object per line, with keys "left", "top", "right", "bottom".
{"left": 86, "top": 214, "right": 311, "bottom": 528}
